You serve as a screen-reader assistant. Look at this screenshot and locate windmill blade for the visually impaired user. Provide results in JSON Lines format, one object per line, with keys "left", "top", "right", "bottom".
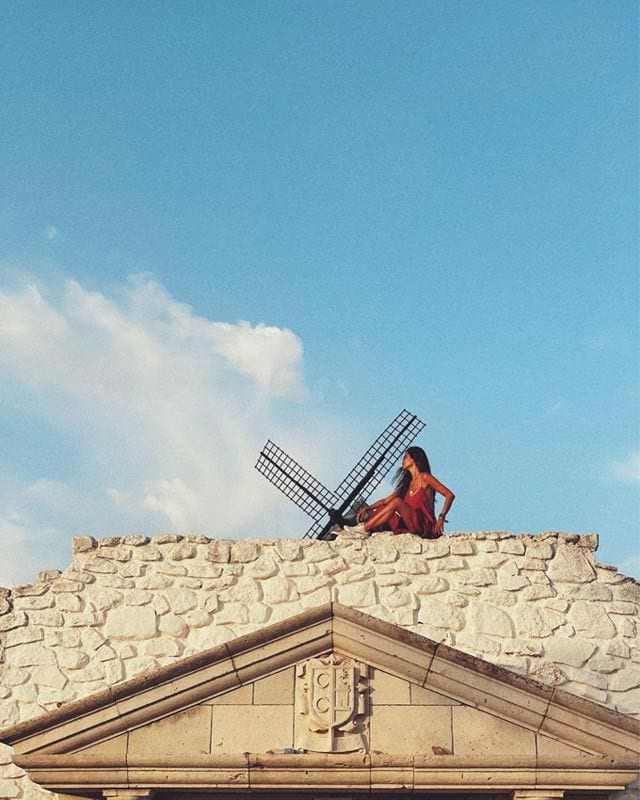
{"left": 255, "top": 440, "right": 338, "bottom": 521}
{"left": 332, "top": 409, "right": 426, "bottom": 513}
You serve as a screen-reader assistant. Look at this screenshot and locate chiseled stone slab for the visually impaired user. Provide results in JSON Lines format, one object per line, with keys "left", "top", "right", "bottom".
{"left": 211, "top": 705, "right": 293, "bottom": 753}
{"left": 128, "top": 705, "right": 212, "bottom": 757}
{"left": 370, "top": 705, "right": 452, "bottom": 755}
{"left": 452, "top": 705, "right": 536, "bottom": 757}
{"left": 253, "top": 667, "right": 294, "bottom": 705}
{"left": 369, "top": 668, "right": 411, "bottom": 705}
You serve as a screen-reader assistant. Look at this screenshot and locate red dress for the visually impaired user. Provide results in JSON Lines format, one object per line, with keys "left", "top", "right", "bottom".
{"left": 377, "top": 485, "right": 438, "bottom": 539}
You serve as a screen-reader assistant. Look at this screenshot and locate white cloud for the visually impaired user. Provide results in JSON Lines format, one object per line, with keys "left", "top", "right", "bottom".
{"left": 609, "top": 450, "right": 640, "bottom": 484}
{"left": 0, "top": 274, "right": 336, "bottom": 583}
{"left": 45, "top": 225, "right": 59, "bottom": 240}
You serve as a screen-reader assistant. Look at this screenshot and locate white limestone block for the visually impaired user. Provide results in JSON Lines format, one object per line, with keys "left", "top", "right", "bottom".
{"left": 275, "top": 540, "right": 303, "bottom": 561}
{"left": 368, "top": 536, "right": 399, "bottom": 563}
{"left": 548, "top": 544, "right": 596, "bottom": 583}
{"left": 466, "top": 602, "right": 514, "bottom": 638}
{"left": 169, "top": 544, "right": 196, "bottom": 560}
{"left": 55, "top": 593, "right": 83, "bottom": 612}
{"left": 395, "top": 555, "right": 430, "bottom": 574}
{"left": 31, "top": 665, "right": 67, "bottom": 690}
{"left": 262, "top": 576, "right": 298, "bottom": 604}
{"left": 569, "top": 601, "right": 617, "bottom": 640}
{"left": 184, "top": 609, "right": 211, "bottom": 628}
{"left": 421, "top": 538, "right": 450, "bottom": 558}
{"left": 104, "top": 606, "right": 157, "bottom": 641}
{"left": 543, "top": 637, "right": 596, "bottom": 667}
{"left": 215, "top": 603, "right": 249, "bottom": 625}
{"left": 337, "top": 581, "right": 377, "bottom": 607}
{"left": 159, "top": 613, "right": 189, "bottom": 638}
{"left": 4, "top": 627, "right": 44, "bottom": 647}
{"left": 500, "top": 539, "right": 525, "bottom": 555}
{"left": 164, "top": 588, "right": 198, "bottom": 614}
{"left": 230, "top": 540, "right": 260, "bottom": 563}
{"left": 144, "top": 638, "right": 183, "bottom": 658}
{"left": 608, "top": 668, "right": 640, "bottom": 691}
{"left": 56, "top": 649, "right": 89, "bottom": 669}
{"left": 0, "top": 613, "right": 27, "bottom": 633}
{"left": 8, "top": 643, "right": 56, "bottom": 667}
{"left": 318, "top": 557, "right": 347, "bottom": 576}
{"left": 417, "top": 598, "right": 464, "bottom": 630}
{"left": 137, "top": 546, "right": 163, "bottom": 561}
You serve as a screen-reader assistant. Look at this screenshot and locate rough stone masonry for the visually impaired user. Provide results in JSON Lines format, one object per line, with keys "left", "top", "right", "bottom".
{"left": 0, "top": 530, "right": 638, "bottom": 798}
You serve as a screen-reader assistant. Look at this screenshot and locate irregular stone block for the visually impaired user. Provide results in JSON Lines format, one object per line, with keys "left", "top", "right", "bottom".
{"left": 56, "top": 649, "right": 89, "bottom": 669}
{"left": 98, "top": 536, "right": 123, "bottom": 547}
{"left": 104, "top": 606, "right": 157, "bottom": 641}
{"left": 613, "top": 581, "right": 640, "bottom": 603}
{"left": 606, "top": 641, "right": 631, "bottom": 659}
{"left": 543, "top": 637, "right": 596, "bottom": 667}
{"left": 72, "top": 536, "right": 97, "bottom": 553}
{"left": 185, "top": 609, "right": 211, "bottom": 628}
{"left": 9, "top": 643, "right": 56, "bottom": 666}
{"left": 89, "top": 588, "right": 123, "bottom": 611}
{"left": 12, "top": 594, "right": 53, "bottom": 610}
{"left": 137, "top": 547, "right": 163, "bottom": 561}
{"left": 457, "top": 568, "right": 496, "bottom": 587}
{"left": 281, "top": 561, "right": 311, "bottom": 577}
{"left": 0, "top": 613, "right": 27, "bottom": 633}
{"left": 589, "top": 656, "right": 622, "bottom": 674}
{"left": 548, "top": 544, "right": 596, "bottom": 583}
{"left": 137, "top": 574, "right": 172, "bottom": 590}
{"left": 219, "top": 579, "right": 262, "bottom": 604}
{"left": 607, "top": 667, "right": 640, "bottom": 691}
{"left": 521, "top": 584, "right": 554, "bottom": 600}
{"left": 368, "top": 537, "right": 399, "bottom": 563}
{"left": 500, "top": 539, "right": 525, "bottom": 555}
{"left": 124, "top": 590, "right": 153, "bottom": 606}
{"left": 275, "top": 540, "right": 303, "bottom": 561}
{"left": 50, "top": 579, "right": 85, "bottom": 593}
{"left": 159, "top": 613, "right": 189, "bottom": 638}
{"left": 395, "top": 555, "right": 430, "bottom": 574}
{"left": 175, "top": 577, "right": 202, "bottom": 589}
{"left": 394, "top": 533, "right": 423, "bottom": 554}
{"left": 412, "top": 575, "right": 449, "bottom": 595}
{"left": 476, "top": 587, "right": 514, "bottom": 607}
{"left": 450, "top": 539, "right": 475, "bottom": 556}
{"left": 55, "top": 593, "right": 83, "bottom": 612}
{"left": 417, "top": 598, "right": 464, "bottom": 630}
{"left": 422, "top": 538, "right": 450, "bottom": 558}
{"left": 499, "top": 575, "right": 530, "bottom": 591}
{"left": 123, "top": 535, "right": 150, "bottom": 546}
{"left": 11, "top": 583, "right": 49, "bottom": 598}
{"left": 164, "top": 588, "right": 198, "bottom": 614}
{"left": 569, "top": 601, "right": 617, "bottom": 640}
{"left": 169, "top": 544, "right": 197, "bottom": 560}
{"left": 207, "top": 541, "right": 231, "bottom": 563}
{"left": 436, "top": 556, "right": 467, "bottom": 571}
{"left": 337, "top": 581, "right": 377, "bottom": 607}
{"left": 262, "top": 577, "right": 298, "bottom": 604}
{"left": 31, "top": 664, "right": 67, "bottom": 689}
{"left": 245, "top": 555, "right": 278, "bottom": 579}
{"left": 153, "top": 534, "right": 183, "bottom": 544}
{"left": 144, "top": 637, "right": 183, "bottom": 658}
{"left": 5, "top": 627, "right": 43, "bottom": 647}
{"left": 26, "top": 610, "right": 64, "bottom": 627}
{"left": 83, "top": 558, "right": 117, "bottom": 574}
{"left": 467, "top": 602, "right": 514, "bottom": 638}
{"left": 186, "top": 563, "right": 224, "bottom": 579}
{"left": 94, "top": 546, "right": 131, "bottom": 562}
{"left": 319, "top": 557, "right": 347, "bottom": 576}
{"left": 302, "top": 542, "right": 334, "bottom": 563}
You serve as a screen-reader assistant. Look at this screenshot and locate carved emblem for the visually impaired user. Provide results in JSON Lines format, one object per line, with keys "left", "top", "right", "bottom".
{"left": 295, "top": 654, "right": 368, "bottom": 752}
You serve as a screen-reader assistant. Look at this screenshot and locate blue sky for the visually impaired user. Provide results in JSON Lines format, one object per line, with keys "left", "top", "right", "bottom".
{"left": 0, "top": 1, "right": 637, "bottom": 584}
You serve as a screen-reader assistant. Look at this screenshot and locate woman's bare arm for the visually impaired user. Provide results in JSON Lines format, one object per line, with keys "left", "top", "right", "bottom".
{"left": 422, "top": 473, "right": 455, "bottom": 535}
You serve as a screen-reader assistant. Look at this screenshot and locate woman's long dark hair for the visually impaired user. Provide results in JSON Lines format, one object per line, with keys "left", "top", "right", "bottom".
{"left": 393, "top": 446, "right": 432, "bottom": 498}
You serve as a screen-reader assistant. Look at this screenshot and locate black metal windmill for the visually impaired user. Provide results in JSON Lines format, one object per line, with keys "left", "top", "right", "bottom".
{"left": 255, "top": 409, "right": 426, "bottom": 540}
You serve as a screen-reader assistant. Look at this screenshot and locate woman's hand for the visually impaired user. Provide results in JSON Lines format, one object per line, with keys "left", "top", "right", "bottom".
{"left": 434, "top": 516, "right": 445, "bottom": 536}
{"left": 356, "top": 506, "right": 369, "bottom": 523}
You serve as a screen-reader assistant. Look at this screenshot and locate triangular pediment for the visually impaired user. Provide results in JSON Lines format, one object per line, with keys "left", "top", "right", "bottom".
{"left": 2, "top": 604, "right": 638, "bottom": 795}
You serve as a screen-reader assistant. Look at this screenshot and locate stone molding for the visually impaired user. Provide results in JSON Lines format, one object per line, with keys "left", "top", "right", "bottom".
{"left": 2, "top": 604, "right": 638, "bottom": 796}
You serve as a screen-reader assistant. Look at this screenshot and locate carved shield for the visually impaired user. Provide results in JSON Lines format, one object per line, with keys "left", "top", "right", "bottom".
{"left": 309, "top": 663, "right": 356, "bottom": 730}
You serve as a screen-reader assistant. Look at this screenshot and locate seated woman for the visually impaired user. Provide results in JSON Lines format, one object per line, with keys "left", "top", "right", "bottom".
{"left": 357, "top": 446, "right": 454, "bottom": 538}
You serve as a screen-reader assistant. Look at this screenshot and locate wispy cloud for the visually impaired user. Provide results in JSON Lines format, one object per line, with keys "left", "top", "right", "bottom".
{"left": 0, "top": 274, "right": 334, "bottom": 584}
{"left": 44, "top": 225, "right": 59, "bottom": 240}
{"left": 609, "top": 450, "right": 640, "bottom": 485}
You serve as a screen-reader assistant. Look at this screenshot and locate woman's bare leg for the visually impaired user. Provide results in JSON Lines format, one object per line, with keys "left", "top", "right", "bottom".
{"left": 363, "top": 496, "right": 413, "bottom": 532}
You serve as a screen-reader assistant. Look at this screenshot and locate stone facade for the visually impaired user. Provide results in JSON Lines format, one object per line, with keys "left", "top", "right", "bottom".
{"left": 0, "top": 531, "right": 638, "bottom": 798}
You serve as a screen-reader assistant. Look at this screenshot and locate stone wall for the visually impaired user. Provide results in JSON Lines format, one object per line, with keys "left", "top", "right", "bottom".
{"left": 0, "top": 531, "right": 638, "bottom": 798}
